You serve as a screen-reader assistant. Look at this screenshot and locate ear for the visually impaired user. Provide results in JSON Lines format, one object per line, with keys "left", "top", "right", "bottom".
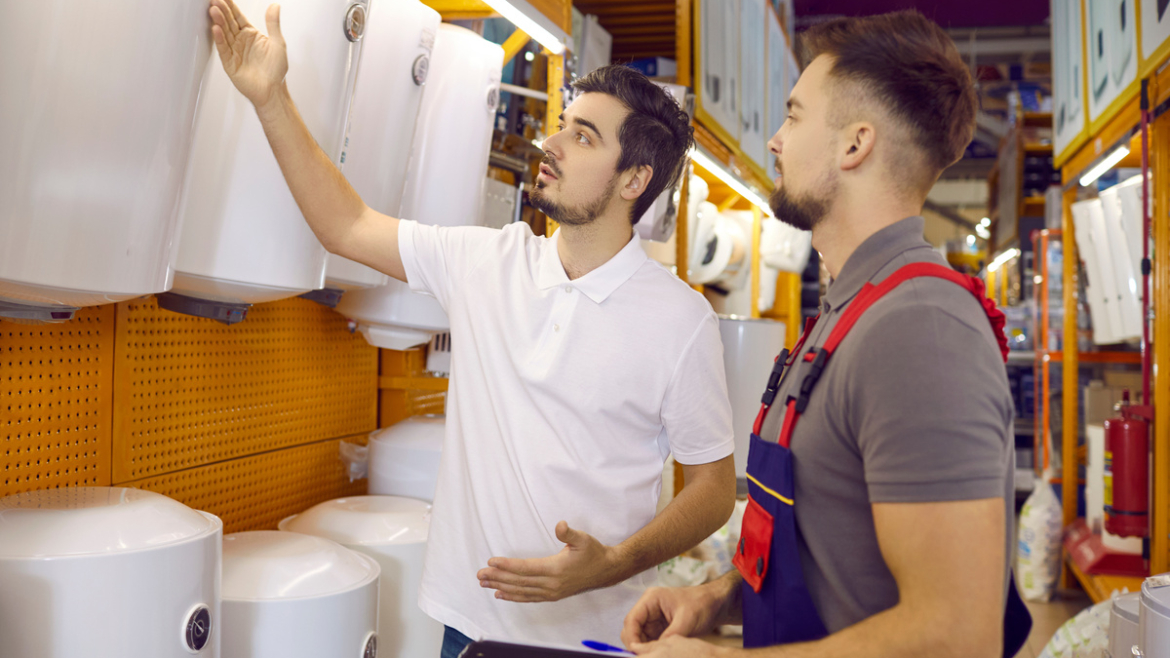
{"left": 840, "top": 122, "right": 876, "bottom": 171}
{"left": 620, "top": 165, "right": 654, "bottom": 201}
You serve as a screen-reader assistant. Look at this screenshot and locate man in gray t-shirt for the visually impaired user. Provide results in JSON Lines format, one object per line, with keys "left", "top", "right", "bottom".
{"left": 622, "top": 10, "right": 1025, "bottom": 658}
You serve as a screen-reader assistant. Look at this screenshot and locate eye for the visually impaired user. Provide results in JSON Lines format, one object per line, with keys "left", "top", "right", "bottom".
{"left": 576, "top": 132, "right": 590, "bottom": 145}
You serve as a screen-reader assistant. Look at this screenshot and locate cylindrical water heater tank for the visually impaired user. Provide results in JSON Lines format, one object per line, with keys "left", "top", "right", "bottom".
{"left": 335, "top": 24, "right": 503, "bottom": 350}
{"left": 0, "top": 1, "right": 210, "bottom": 322}
{"left": 164, "top": 0, "right": 367, "bottom": 324}
{"left": 0, "top": 487, "right": 222, "bottom": 658}
{"left": 323, "top": 0, "right": 441, "bottom": 294}
{"left": 280, "top": 496, "right": 441, "bottom": 658}
{"left": 221, "top": 530, "right": 380, "bottom": 658}
{"left": 368, "top": 416, "right": 445, "bottom": 501}
{"left": 718, "top": 317, "right": 785, "bottom": 479}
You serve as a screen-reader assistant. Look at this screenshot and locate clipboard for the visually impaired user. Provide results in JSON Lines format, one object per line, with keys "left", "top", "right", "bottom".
{"left": 460, "top": 640, "right": 633, "bottom": 657}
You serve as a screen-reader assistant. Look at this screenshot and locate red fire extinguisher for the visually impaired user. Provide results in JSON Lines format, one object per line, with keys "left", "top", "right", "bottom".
{"left": 1104, "top": 389, "right": 1149, "bottom": 538}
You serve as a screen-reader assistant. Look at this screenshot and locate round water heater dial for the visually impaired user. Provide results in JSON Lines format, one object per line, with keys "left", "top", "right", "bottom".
{"left": 412, "top": 55, "right": 429, "bottom": 85}
{"left": 363, "top": 632, "right": 378, "bottom": 658}
{"left": 344, "top": 3, "right": 366, "bottom": 42}
{"left": 184, "top": 605, "right": 212, "bottom": 652}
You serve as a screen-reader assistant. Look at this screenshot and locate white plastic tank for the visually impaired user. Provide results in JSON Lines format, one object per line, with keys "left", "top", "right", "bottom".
{"left": 368, "top": 416, "right": 445, "bottom": 501}
{"left": 718, "top": 318, "right": 785, "bottom": 479}
{"left": 221, "top": 530, "right": 379, "bottom": 658}
{"left": 1110, "top": 591, "right": 1140, "bottom": 658}
{"left": 335, "top": 24, "right": 503, "bottom": 350}
{"left": 1141, "top": 573, "right": 1170, "bottom": 657}
{"left": 322, "top": 0, "right": 442, "bottom": 294}
{"left": 280, "top": 496, "right": 442, "bottom": 658}
{"left": 166, "top": 0, "right": 368, "bottom": 324}
{"left": 0, "top": 1, "right": 211, "bottom": 322}
{"left": 0, "top": 487, "right": 222, "bottom": 658}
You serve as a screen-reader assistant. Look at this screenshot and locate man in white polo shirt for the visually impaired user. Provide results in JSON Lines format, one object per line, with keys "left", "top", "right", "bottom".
{"left": 207, "top": 1, "right": 737, "bottom": 652}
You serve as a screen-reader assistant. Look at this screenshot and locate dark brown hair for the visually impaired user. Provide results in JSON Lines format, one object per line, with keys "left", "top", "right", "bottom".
{"left": 572, "top": 65, "right": 695, "bottom": 224}
{"left": 798, "top": 10, "right": 976, "bottom": 177}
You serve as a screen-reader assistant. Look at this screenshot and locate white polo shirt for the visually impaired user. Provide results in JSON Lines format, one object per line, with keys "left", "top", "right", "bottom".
{"left": 398, "top": 219, "right": 735, "bottom": 647}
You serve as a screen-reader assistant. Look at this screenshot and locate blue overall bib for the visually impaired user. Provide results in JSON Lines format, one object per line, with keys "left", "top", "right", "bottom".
{"left": 732, "top": 263, "right": 1032, "bottom": 655}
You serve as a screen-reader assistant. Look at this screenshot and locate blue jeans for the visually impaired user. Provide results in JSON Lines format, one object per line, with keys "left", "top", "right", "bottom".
{"left": 440, "top": 625, "right": 474, "bottom": 658}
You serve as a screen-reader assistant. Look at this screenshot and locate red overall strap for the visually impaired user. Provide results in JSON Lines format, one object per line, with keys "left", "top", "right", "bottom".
{"left": 777, "top": 263, "right": 1009, "bottom": 448}
{"left": 752, "top": 314, "right": 821, "bottom": 436}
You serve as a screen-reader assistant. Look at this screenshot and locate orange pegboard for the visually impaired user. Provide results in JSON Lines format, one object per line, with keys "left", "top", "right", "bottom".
{"left": 1, "top": 306, "right": 115, "bottom": 496}
{"left": 112, "top": 296, "right": 377, "bottom": 482}
{"left": 127, "top": 436, "right": 368, "bottom": 533}
{"left": 378, "top": 348, "right": 446, "bottom": 427}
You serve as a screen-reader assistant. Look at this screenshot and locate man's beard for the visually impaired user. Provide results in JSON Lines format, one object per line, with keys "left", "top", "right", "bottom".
{"left": 530, "top": 166, "right": 620, "bottom": 226}
{"left": 769, "top": 168, "right": 837, "bottom": 232}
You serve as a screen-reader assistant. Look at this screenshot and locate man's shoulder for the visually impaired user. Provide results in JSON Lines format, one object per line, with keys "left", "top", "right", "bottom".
{"left": 628, "top": 259, "right": 720, "bottom": 324}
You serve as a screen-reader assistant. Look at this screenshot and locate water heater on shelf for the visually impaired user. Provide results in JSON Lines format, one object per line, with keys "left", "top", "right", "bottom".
{"left": 318, "top": 0, "right": 441, "bottom": 299}
{"left": 163, "top": 0, "right": 367, "bottom": 324}
{"left": 336, "top": 24, "right": 503, "bottom": 350}
{"left": 0, "top": 487, "right": 222, "bottom": 657}
{"left": 0, "top": 0, "right": 210, "bottom": 322}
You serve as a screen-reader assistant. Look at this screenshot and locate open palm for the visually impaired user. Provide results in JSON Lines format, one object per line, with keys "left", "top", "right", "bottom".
{"left": 208, "top": 0, "right": 288, "bottom": 109}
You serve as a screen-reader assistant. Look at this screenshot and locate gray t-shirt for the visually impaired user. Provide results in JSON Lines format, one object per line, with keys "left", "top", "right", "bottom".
{"left": 758, "top": 216, "right": 1014, "bottom": 634}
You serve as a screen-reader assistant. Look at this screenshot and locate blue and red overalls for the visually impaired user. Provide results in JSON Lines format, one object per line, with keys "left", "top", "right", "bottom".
{"left": 731, "top": 262, "right": 1032, "bottom": 655}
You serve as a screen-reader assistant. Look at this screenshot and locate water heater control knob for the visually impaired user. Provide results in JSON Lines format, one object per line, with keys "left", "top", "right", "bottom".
{"left": 184, "top": 605, "right": 212, "bottom": 652}
{"left": 344, "top": 3, "right": 366, "bottom": 42}
{"left": 363, "top": 632, "right": 378, "bottom": 658}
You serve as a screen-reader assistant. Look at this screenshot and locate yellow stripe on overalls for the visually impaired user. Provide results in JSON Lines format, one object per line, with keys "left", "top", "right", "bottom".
{"left": 746, "top": 473, "right": 795, "bottom": 506}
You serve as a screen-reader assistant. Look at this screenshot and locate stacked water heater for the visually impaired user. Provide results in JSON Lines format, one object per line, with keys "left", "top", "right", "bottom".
{"left": 220, "top": 531, "right": 380, "bottom": 658}
{"left": 0, "top": 0, "right": 210, "bottom": 322}
{"left": 163, "top": 0, "right": 369, "bottom": 324}
{"left": 319, "top": 0, "right": 441, "bottom": 300}
{"left": 278, "top": 417, "right": 446, "bottom": 657}
{"left": 336, "top": 24, "right": 504, "bottom": 350}
{"left": 718, "top": 319, "right": 785, "bottom": 480}
{"left": 1071, "top": 175, "right": 1145, "bottom": 344}
{"left": 0, "top": 488, "right": 223, "bottom": 657}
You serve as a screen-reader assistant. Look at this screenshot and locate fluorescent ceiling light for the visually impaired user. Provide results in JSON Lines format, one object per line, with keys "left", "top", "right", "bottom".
{"left": 689, "top": 148, "right": 773, "bottom": 217}
{"left": 966, "top": 234, "right": 976, "bottom": 246}
{"left": 980, "top": 217, "right": 990, "bottom": 227}
{"left": 988, "top": 247, "right": 1020, "bottom": 272}
{"left": 480, "top": 0, "right": 566, "bottom": 54}
{"left": 976, "top": 225, "right": 990, "bottom": 239}
{"left": 1079, "top": 145, "right": 1131, "bottom": 187}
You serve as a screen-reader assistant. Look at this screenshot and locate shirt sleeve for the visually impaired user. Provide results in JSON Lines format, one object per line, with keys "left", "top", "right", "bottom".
{"left": 661, "top": 312, "right": 737, "bottom": 465}
{"left": 847, "top": 288, "right": 1013, "bottom": 503}
{"left": 397, "top": 219, "right": 504, "bottom": 310}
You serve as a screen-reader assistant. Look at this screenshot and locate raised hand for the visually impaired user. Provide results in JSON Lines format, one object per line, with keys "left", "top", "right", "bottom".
{"left": 476, "top": 521, "right": 626, "bottom": 603}
{"left": 208, "top": 0, "right": 288, "bottom": 110}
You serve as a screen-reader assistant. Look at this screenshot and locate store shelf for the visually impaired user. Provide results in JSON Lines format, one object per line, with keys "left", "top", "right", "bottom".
{"left": 1039, "top": 351, "right": 1143, "bottom": 364}
{"left": 1007, "top": 350, "right": 1036, "bottom": 364}
{"left": 1065, "top": 549, "right": 1144, "bottom": 603}
{"left": 1023, "top": 143, "right": 1054, "bottom": 156}
{"left": 1021, "top": 196, "right": 1046, "bottom": 216}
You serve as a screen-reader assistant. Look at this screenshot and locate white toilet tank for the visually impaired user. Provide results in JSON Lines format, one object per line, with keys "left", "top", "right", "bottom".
{"left": 0, "top": 0, "right": 211, "bottom": 321}
{"left": 324, "top": 0, "right": 441, "bottom": 294}
{"left": 221, "top": 530, "right": 380, "bottom": 658}
{"left": 335, "top": 24, "right": 503, "bottom": 350}
{"left": 0, "top": 487, "right": 223, "bottom": 658}
{"left": 166, "top": 0, "right": 367, "bottom": 324}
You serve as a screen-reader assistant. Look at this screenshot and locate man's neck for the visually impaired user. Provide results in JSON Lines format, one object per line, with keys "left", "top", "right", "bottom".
{"left": 811, "top": 193, "right": 923, "bottom": 279}
{"left": 556, "top": 216, "right": 634, "bottom": 280}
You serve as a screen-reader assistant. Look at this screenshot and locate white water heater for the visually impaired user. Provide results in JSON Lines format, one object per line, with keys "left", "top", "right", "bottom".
{"left": 322, "top": 0, "right": 442, "bottom": 295}
{"left": 718, "top": 317, "right": 785, "bottom": 478}
{"left": 335, "top": 24, "right": 503, "bottom": 350}
{"left": 165, "top": 0, "right": 367, "bottom": 324}
{"left": 0, "top": 487, "right": 222, "bottom": 658}
{"left": 0, "top": 0, "right": 210, "bottom": 322}
{"left": 281, "top": 496, "right": 441, "bottom": 658}
{"left": 368, "top": 416, "right": 446, "bottom": 501}
{"left": 221, "top": 531, "right": 379, "bottom": 658}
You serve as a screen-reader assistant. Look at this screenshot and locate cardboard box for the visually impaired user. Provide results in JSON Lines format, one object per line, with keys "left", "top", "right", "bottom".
{"left": 1083, "top": 379, "right": 1144, "bottom": 426}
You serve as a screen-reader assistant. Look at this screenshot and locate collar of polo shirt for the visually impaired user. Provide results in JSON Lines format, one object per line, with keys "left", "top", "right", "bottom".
{"left": 823, "top": 216, "right": 931, "bottom": 311}
{"left": 536, "top": 230, "right": 648, "bottom": 304}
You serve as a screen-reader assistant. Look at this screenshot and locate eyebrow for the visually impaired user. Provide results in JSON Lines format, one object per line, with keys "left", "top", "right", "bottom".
{"left": 559, "top": 113, "right": 606, "bottom": 144}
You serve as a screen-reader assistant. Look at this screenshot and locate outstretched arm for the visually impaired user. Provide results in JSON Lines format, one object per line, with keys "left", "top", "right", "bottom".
{"left": 476, "top": 456, "right": 736, "bottom": 603}
{"left": 208, "top": 0, "right": 405, "bottom": 280}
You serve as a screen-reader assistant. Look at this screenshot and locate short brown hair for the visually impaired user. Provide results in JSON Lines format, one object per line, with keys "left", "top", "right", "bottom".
{"left": 798, "top": 10, "right": 976, "bottom": 176}
{"left": 572, "top": 65, "right": 695, "bottom": 224}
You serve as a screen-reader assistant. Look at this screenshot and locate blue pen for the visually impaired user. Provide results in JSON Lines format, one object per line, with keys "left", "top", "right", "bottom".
{"left": 581, "top": 640, "right": 634, "bottom": 655}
